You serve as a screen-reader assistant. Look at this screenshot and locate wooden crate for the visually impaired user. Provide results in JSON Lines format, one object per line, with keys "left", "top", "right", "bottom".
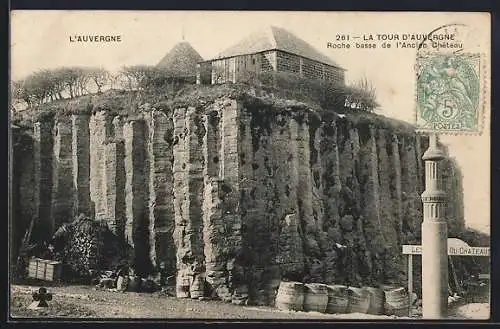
{"left": 28, "top": 259, "right": 38, "bottom": 279}
{"left": 45, "top": 261, "right": 63, "bottom": 281}
{"left": 27, "top": 258, "right": 62, "bottom": 281}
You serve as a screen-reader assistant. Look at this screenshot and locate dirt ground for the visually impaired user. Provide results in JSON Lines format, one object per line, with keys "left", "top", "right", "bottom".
{"left": 9, "top": 284, "right": 490, "bottom": 320}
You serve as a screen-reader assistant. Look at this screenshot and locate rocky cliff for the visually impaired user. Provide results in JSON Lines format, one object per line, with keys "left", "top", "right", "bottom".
{"left": 11, "top": 86, "right": 466, "bottom": 303}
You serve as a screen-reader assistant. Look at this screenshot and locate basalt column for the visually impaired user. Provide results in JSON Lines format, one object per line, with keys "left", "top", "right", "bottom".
{"left": 72, "top": 114, "right": 91, "bottom": 217}
{"left": 389, "top": 134, "right": 404, "bottom": 277}
{"left": 246, "top": 105, "right": 279, "bottom": 305}
{"left": 173, "top": 108, "right": 188, "bottom": 291}
{"left": 234, "top": 108, "right": 255, "bottom": 304}
{"left": 308, "top": 117, "right": 327, "bottom": 284}
{"left": 274, "top": 112, "right": 304, "bottom": 282}
{"left": 89, "top": 111, "right": 113, "bottom": 221}
{"left": 102, "top": 115, "right": 126, "bottom": 240}
{"left": 337, "top": 125, "right": 365, "bottom": 287}
{"left": 147, "top": 110, "right": 176, "bottom": 274}
{"left": 51, "top": 117, "right": 74, "bottom": 229}
{"left": 295, "top": 115, "right": 322, "bottom": 283}
{"left": 124, "top": 119, "right": 152, "bottom": 276}
{"left": 12, "top": 128, "right": 35, "bottom": 261}
{"left": 400, "top": 135, "right": 422, "bottom": 243}
{"left": 390, "top": 134, "right": 403, "bottom": 240}
{"left": 173, "top": 107, "right": 205, "bottom": 296}
{"left": 319, "top": 117, "right": 342, "bottom": 284}
{"left": 104, "top": 137, "right": 126, "bottom": 240}
{"left": 202, "top": 107, "right": 228, "bottom": 299}
{"left": 219, "top": 100, "right": 244, "bottom": 301}
{"left": 33, "top": 119, "right": 54, "bottom": 240}
{"left": 374, "top": 129, "right": 401, "bottom": 283}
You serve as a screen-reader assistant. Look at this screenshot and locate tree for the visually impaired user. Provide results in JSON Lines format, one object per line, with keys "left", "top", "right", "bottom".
{"left": 75, "top": 67, "right": 91, "bottom": 96}
{"left": 108, "top": 72, "right": 121, "bottom": 90}
{"left": 345, "top": 76, "right": 379, "bottom": 112}
{"left": 58, "top": 67, "right": 80, "bottom": 98}
{"left": 119, "top": 65, "right": 151, "bottom": 91}
{"left": 24, "top": 70, "right": 50, "bottom": 105}
{"left": 88, "top": 67, "right": 110, "bottom": 94}
{"left": 11, "top": 80, "right": 29, "bottom": 106}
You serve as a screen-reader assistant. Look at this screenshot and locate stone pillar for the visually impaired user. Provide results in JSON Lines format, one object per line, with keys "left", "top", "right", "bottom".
{"left": 72, "top": 114, "right": 91, "bottom": 217}
{"left": 421, "top": 134, "right": 448, "bottom": 319}
{"left": 172, "top": 108, "right": 187, "bottom": 284}
{"left": 319, "top": 118, "right": 342, "bottom": 284}
{"left": 202, "top": 109, "right": 225, "bottom": 292}
{"left": 184, "top": 107, "right": 205, "bottom": 282}
{"left": 220, "top": 100, "right": 243, "bottom": 287}
{"left": 89, "top": 111, "right": 113, "bottom": 221}
{"left": 275, "top": 113, "right": 304, "bottom": 281}
{"left": 124, "top": 119, "right": 151, "bottom": 276}
{"left": 295, "top": 116, "right": 321, "bottom": 282}
{"left": 104, "top": 139, "right": 126, "bottom": 240}
{"left": 33, "top": 120, "right": 54, "bottom": 240}
{"left": 51, "top": 117, "right": 74, "bottom": 229}
{"left": 173, "top": 107, "right": 206, "bottom": 296}
{"left": 147, "top": 110, "right": 176, "bottom": 273}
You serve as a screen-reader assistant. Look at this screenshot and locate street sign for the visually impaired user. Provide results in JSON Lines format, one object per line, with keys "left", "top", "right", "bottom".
{"left": 402, "top": 244, "right": 490, "bottom": 256}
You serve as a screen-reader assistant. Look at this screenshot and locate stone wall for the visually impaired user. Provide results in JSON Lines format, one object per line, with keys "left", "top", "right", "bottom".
{"left": 276, "top": 51, "right": 345, "bottom": 84}
{"left": 16, "top": 93, "right": 467, "bottom": 304}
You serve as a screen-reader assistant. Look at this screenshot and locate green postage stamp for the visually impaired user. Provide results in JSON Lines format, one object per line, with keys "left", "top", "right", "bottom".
{"left": 415, "top": 53, "right": 483, "bottom": 134}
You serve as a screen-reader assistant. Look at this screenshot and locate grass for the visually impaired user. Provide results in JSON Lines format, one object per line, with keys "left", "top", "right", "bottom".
{"left": 11, "top": 84, "right": 417, "bottom": 136}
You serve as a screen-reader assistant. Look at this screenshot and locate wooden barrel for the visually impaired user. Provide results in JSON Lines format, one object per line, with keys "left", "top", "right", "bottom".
{"left": 384, "top": 287, "right": 409, "bottom": 317}
{"left": 326, "top": 285, "right": 349, "bottom": 314}
{"left": 275, "top": 281, "right": 304, "bottom": 311}
{"left": 347, "top": 287, "right": 370, "bottom": 314}
{"left": 304, "top": 283, "right": 328, "bottom": 313}
{"left": 384, "top": 287, "right": 406, "bottom": 299}
{"left": 176, "top": 277, "right": 191, "bottom": 298}
{"left": 363, "top": 286, "right": 385, "bottom": 315}
{"left": 190, "top": 275, "right": 205, "bottom": 299}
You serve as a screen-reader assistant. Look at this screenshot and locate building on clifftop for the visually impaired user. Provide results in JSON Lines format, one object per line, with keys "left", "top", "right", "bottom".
{"left": 196, "top": 25, "right": 346, "bottom": 85}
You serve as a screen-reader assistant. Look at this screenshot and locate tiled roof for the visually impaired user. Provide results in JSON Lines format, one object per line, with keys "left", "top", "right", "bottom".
{"left": 156, "top": 42, "right": 204, "bottom": 77}
{"left": 213, "top": 26, "right": 343, "bottom": 69}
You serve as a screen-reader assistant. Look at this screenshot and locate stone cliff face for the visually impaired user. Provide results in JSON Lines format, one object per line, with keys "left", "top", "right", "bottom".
{"left": 11, "top": 91, "right": 465, "bottom": 303}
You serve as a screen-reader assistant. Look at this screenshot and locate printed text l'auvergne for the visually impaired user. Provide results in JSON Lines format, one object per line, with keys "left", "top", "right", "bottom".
{"left": 69, "top": 35, "right": 122, "bottom": 43}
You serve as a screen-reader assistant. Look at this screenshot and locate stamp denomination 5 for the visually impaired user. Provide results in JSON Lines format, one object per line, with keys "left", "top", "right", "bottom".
{"left": 416, "top": 53, "right": 482, "bottom": 134}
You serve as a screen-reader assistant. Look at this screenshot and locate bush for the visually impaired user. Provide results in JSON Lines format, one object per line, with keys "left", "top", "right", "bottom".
{"left": 237, "top": 71, "right": 379, "bottom": 112}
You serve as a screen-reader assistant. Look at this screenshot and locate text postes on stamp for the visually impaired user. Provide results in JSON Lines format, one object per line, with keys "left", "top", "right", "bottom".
{"left": 415, "top": 53, "right": 482, "bottom": 134}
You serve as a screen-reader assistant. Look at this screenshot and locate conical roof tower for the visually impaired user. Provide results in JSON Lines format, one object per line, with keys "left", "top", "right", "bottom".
{"left": 156, "top": 41, "right": 204, "bottom": 77}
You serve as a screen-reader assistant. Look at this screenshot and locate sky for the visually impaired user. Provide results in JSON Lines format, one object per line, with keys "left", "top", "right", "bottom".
{"left": 10, "top": 11, "right": 491, "bottom": 234}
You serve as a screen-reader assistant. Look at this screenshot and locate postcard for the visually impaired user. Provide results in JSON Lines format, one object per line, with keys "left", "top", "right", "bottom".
{"left": 9, "top": 11, "right": 491, "bottom": 320}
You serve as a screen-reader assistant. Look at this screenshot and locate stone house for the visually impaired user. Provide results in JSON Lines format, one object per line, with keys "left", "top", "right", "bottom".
{"left": 196, "top": 26, "right": 345, "bottom": 85}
